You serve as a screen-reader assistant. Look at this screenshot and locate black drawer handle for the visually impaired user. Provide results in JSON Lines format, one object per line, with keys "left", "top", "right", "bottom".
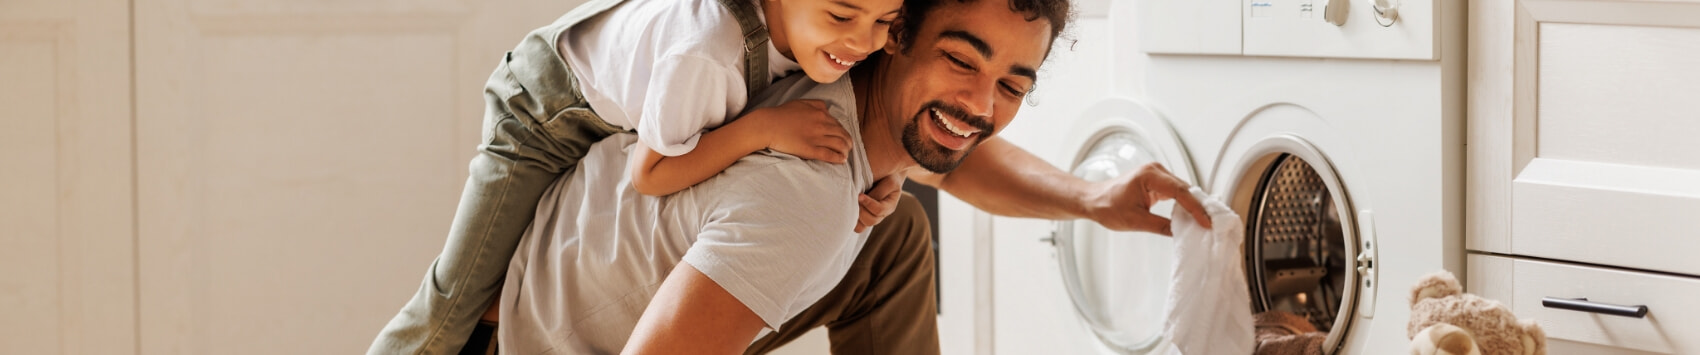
{"left": 1542, "top": 297, "right": 1649, "bottom": 318}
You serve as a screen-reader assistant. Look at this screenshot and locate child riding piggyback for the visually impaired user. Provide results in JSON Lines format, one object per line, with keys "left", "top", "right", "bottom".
{"left": 369, "top": 0, "right": 908, "bottom": 353}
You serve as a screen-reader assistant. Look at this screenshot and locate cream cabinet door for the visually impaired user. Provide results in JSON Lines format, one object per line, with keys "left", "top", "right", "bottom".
{"left": 0, "top": 0, "right": 136, "bottom": 354}
{"left": 1469, "top": 0, "right": 1700, "bottom": 275}
{"left": 134, "top": 0, "right": 587, "bottom": 353}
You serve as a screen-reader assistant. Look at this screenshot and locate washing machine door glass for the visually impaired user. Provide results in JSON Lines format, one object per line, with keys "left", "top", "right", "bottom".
{"left": 1055, "top": 131, "right": 1173, "bottom": 353}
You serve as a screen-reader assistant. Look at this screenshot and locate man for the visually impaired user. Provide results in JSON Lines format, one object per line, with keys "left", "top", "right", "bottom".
{"left": 492, "top": 0, "right": 1213, "bottom": 353}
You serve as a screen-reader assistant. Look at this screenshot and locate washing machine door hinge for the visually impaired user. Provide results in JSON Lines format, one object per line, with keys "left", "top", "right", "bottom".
{"left": 1355, "top": 209, "right": 1378, "bottom": 319}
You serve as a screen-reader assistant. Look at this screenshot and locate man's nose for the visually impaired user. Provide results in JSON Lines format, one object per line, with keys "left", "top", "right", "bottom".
{"left": 955, "top": 79, "right": 996, "bottom": 120}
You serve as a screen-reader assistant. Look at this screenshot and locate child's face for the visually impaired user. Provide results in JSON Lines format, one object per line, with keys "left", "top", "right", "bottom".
{"left": 777, "top": 0, "right": 903, "bottom": 83}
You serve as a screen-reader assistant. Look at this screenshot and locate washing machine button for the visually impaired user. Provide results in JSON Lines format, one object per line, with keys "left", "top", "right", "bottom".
{"left": 1323, "top": 0, "right": 1350, "bottom": 25}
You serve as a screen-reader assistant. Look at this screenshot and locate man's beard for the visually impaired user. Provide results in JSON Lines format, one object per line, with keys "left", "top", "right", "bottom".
{"left": 901, "top": 101, "right": 993, "bottom": 174}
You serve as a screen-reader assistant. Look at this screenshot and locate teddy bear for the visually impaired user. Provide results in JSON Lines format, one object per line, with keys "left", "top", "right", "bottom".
{"left": 1408, "top": 270, "right": 1547, "bottom": 355}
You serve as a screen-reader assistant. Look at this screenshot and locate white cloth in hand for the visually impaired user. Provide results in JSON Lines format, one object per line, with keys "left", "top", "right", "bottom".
{"left": 1164, "top": 187, "right": 1255, "bottom": 355}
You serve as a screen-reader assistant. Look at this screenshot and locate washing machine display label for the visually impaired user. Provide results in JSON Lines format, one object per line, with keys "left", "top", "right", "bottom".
{"left": 1251, "top": 1, "right": 1274, "bottom": 18}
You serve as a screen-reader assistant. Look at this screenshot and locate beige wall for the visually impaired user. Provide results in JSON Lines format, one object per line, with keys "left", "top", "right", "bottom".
{"left": 2, "top": 0, "right": 831, "bottom": 353}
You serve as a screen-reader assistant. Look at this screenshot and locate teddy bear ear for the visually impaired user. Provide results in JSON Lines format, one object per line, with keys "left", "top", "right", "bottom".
{"left": 1410, "top": 270, "right": 1463, "bottom": 306}
{"left": 1519, "top": 320, "right": 1547, "bottom": 355}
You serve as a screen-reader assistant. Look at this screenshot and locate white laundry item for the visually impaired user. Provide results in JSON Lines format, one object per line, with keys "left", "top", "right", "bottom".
{"left": 1164, "top": 187, "right": 1255, "bottom": 355}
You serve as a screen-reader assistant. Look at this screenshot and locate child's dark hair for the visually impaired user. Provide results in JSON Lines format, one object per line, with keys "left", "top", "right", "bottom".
{"left": 890, "top": 0, "right": 1075, "bottom": 55}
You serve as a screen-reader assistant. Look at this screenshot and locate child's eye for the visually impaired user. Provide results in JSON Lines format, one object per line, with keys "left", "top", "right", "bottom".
{"left": 829, "top": 13, "right": 852, "bottom": 23}
{"left": 875, "top": 19, "right": 894, "bottom": 25}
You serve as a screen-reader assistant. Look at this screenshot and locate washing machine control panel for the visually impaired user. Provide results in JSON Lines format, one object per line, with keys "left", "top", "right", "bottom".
{"left": 1244, "top": 0, "right": 1437, "bottom": 59}
{"left": 1139, "top": 0, "right": 1443, "bottom": 60}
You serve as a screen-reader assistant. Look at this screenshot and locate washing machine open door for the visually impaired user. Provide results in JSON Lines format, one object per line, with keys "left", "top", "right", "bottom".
{"left": 1214, "top": 127, "right": 1369, "bottom": 355}
{"left": 1052, "top": 98, "right": 1196, "bottom": 354}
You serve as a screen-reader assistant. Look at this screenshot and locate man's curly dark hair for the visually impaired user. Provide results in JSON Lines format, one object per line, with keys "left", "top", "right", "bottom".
{"left": 890, "top": 0, "right": 1074, "bottom": 55}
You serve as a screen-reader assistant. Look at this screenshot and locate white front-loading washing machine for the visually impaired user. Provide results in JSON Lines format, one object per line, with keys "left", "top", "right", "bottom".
{"left": 935, "top": 1, "right": 1202, "bottom": 354}
{"left": 939, "top": 1, "right": 1467, "bottom": 354}
{"left": 1143, "top": 0, "right": 1467, "bottom": 353}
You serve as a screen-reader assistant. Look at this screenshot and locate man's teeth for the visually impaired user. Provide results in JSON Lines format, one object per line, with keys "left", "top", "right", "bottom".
{"left": 828, "top": 53, "right": 856, "bottom": 67}
{"left": 932, "top": 108, "right": 973, "bottom": 138}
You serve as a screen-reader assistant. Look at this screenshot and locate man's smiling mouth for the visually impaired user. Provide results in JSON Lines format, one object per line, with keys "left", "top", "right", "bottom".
{"left": 930, "top": 108, "right": 978, "bottom": 138}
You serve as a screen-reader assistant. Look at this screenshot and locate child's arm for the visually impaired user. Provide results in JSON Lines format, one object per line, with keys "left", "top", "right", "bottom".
{"left": 629, "top": 99, "right": 853, "bottom": 196}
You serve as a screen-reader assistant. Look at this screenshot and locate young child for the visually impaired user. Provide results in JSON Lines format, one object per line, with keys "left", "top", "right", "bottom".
{"left": 369, "top": 0, "right": 907, "bottom": 353}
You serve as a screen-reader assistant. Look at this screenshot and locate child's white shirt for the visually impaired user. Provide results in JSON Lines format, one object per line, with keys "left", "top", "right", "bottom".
{"left": 559, "top": 0, "right": 801, "bottom": 157}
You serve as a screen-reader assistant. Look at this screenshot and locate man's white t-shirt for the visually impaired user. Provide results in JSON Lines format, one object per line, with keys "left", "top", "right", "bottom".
{"left": 561, "top": 0, "right": 802, "bottom": 156}
{"left": 496, "top": 75, "right": 870, "bottom": 354}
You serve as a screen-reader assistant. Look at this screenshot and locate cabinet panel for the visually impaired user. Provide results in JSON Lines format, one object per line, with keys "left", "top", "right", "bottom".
{"left": 0, "top": 32, "right": 64, "bottom": 355}
{"left": 1511, "top": 158, "right": 1700, "bottom": 275}
{"left": 194, "top": 32, "right": 457, "bottom": 352}
{"left": 1506, "top": 5, "right": 1700, "bottom": 275}
{"left": 0, "top": 0, "right": 135, "bottom": 353}
{"left": 1470, "top": 0, "right": 1700, "bottom": 271}
{"left": 1538, "top": 23, "right": 1700, "bottom": 171}
{"left": 135, "top": 0, "right": 588, "bottom": 353}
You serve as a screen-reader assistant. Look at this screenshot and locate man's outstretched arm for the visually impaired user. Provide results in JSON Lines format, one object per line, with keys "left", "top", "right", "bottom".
{"left": 910, "top": 136, "right": 1212, "bottom": 235}
{"left": 621, "top": 262, "right": 765, "bottom": 355}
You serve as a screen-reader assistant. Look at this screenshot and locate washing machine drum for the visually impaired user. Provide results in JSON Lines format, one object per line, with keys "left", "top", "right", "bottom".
{"left": 1223, "top": 146, "right": 1364, "bottom": 353}
{"left": 1054, "top": 131, "right": 1175, "bottom": 353}
{"left": 1243, "top": 154, "right": 1352, "bottom": 331}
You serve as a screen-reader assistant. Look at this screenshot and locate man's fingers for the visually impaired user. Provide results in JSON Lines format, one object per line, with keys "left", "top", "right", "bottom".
{"left": 1138, "top": 164, "right": 1213, "bottom": 229}
{"left": 1176, "top": 191, "right": 1212, "bottom": 230}
{"left": 1156, "top": 182, "right": 1212, "bottom": 230}
{"left": 1127, "top": 211, "right": 1174, "bottom": 237}
{"left": 1146, "top": 162, "right": 1171, "bottom": 175}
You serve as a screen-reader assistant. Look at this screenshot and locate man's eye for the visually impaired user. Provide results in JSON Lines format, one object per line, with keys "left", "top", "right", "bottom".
{"left": 945, "top": 54, "right": 973, "bottom": 70}
{"left": 1000, "top": 82, "right": 1023, "bottom": 95}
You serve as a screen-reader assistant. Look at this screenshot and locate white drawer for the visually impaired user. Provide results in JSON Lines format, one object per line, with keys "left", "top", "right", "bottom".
{"left": 1471, "top": 255, "right": 1700, "bottom": 353}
